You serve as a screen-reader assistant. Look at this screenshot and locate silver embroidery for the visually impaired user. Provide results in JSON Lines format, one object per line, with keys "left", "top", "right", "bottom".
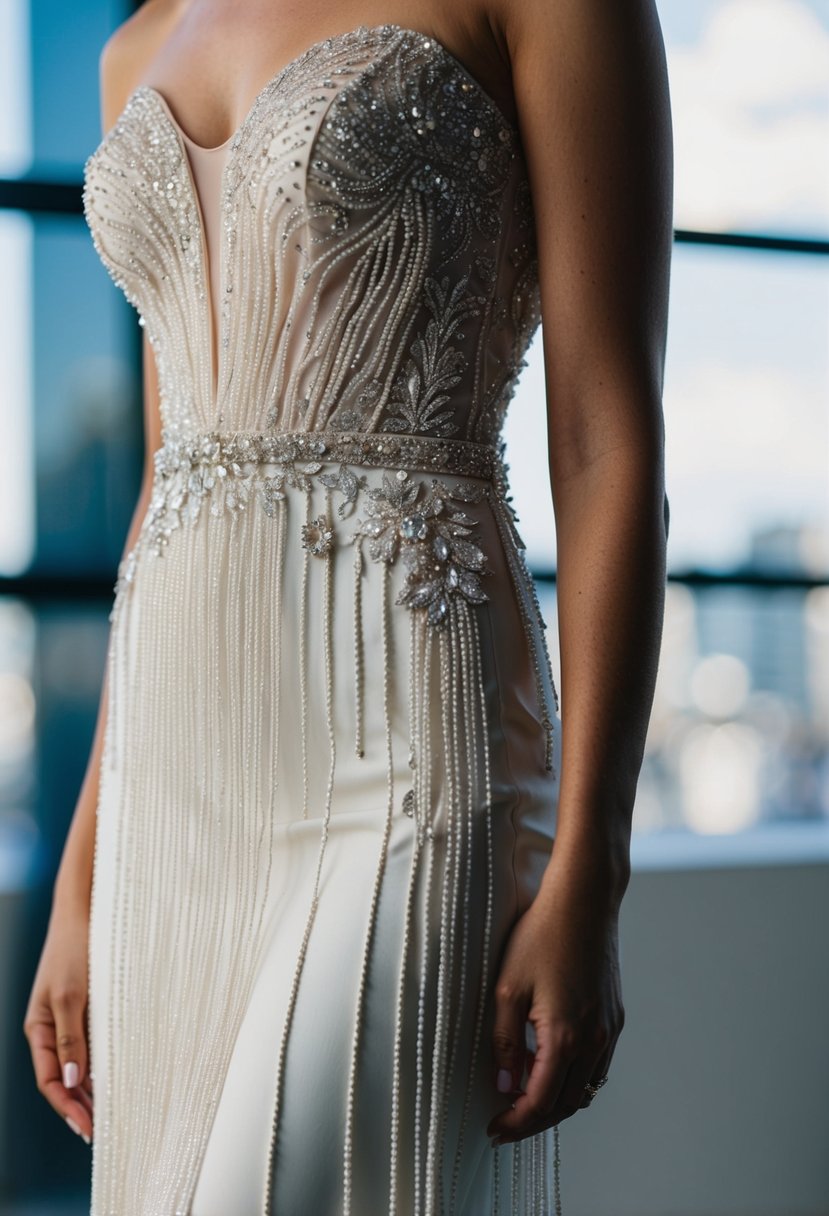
{"left": 308, "top": 31, "right": 516, "bottom": 262}
{"left": 82, "top": 25, "right": 538, "bottom": 448}
{"left": 380, "top": 274, "right": 483, "bottom": 438}
{"left": 351, "top": 468, "right": 491, "bottom": 628}
{"left": 115, "top": 429, "right": 498, "bottom": 632}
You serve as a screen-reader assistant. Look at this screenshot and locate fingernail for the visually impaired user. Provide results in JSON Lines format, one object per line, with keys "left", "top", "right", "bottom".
{"left": 63, "top": 1061, "right": 79, "bottom": 1088}
{"left": 496, "top": 1067, "right": 512, "bottom": 1093}
{"left": 65, "top": 1115, "right": 91, "bottom": 1144}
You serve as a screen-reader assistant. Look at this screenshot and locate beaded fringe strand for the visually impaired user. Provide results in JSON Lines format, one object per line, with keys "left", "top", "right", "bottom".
{"left": 92, "top": 479, "right": 562, "bottom": 1214}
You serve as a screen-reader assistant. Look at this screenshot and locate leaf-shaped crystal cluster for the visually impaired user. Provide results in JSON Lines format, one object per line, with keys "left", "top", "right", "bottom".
{"left": 118, "top": 431, "right": 496, "bottom": 634}
{"left": 380, "top": 275, "right": 483, "bottom": 438}
{"left": 352, "top": 468, "right": 491, "bottom": 627}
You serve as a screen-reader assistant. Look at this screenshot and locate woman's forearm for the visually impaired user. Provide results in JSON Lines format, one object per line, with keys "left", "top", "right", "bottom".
{"left": 537, "top": 437, "right": 668, "bottom": 914}
{"left": 52, "top": 666, "right": 111, "bottom": 918}
{"left": 51, "top": 473, "right": 154, "bottom": 918}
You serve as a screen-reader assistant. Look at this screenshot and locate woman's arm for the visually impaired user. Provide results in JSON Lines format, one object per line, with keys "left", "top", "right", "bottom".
{"left": 523, "top": 0, "right": 672, "bottom": 902}
{"left": 487, "top": 0, "right": 673, "bottom": 1142}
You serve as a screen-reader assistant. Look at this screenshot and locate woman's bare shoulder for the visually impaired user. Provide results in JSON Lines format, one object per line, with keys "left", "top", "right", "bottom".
{"left": 97, "top": 0, "right": 184, "bottom": 133}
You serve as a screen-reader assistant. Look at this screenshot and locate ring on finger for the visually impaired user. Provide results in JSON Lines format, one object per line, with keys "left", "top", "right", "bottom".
{"left": 583, "top": 1074, "right": 609, "bottom": 1100}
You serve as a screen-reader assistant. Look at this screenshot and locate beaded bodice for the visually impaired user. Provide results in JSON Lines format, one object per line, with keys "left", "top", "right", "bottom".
{"left": 81, "top": 23, "right": 540, "bottom": 446}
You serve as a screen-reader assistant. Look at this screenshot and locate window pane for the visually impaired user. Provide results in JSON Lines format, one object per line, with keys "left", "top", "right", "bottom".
{"left": 658, "top": 0, "right": 829, "bottom": 238}
{"left": 503, "top": 244, "right": 829, "bottom": 579}
{"left": 0, "top": 212, "right": 143, "bottom": 577}
{"left": 0, "top": 598, "right": 37, "bottom": 892}
{"left": 663, "top": 244, "right": 828, "bottom": 576}
{"left": 538, "top": 581, "right": 829, "bottom": 833}
{"left": 0, "top": 213, "right": 34, "bottom": 573}
{"left": 0, "top": 0, "right": 131, "bottom": 179}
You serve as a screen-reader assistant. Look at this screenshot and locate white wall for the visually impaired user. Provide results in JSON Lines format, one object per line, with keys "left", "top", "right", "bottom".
{"left": 556, "top": 852, "right": 829, "bottom": 1216}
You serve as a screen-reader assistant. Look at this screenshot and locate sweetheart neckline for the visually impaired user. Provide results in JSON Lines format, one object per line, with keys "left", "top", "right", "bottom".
{"left": 88, "top": 20, "right": 523, "bottom": 426}
{"left": 131, "top": 22, "right": 520, "bottom": 154}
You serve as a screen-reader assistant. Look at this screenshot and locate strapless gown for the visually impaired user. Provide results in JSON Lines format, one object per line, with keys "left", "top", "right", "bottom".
{"left": 81, "top": 23, "right": 563, "bottom": 1215}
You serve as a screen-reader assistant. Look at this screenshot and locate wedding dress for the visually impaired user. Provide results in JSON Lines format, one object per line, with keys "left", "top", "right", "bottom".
{"left": 81, "top": 23, "right": 563, "bottom": 1214}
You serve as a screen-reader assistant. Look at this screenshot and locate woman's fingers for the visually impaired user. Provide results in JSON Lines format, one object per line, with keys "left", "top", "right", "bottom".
{"left": 489, "top": 977, "right": 531, "bottom": 1100}
{"left": 52, "top": 980, "right": 89, "bottom": 1083}
{"left": 73, "top": 1080, "right": 95, "bottom": 1121}
{"left": 484, "top": 885, "right": 626, "bottom": 1145}
{"left": 53, "top": 984, "right": 93, "bottom": 1136}
{"left": 24, "top": 1012, "right": 93, "bottom": 1144}
{"left": 487, "top": 1011, "right": 569, "bottom": 1142}
{"left": 493, "top": 1024, "right": 618, "bottom": 1142}
{"left": 547, "top": 1012, "right": 618, "bottom": 1121}
{"left": 549, "top": 1051, "right": 606, "bottom": 1125}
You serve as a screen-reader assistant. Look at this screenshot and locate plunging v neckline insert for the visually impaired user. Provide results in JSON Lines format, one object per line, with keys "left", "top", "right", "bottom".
{"left": 179, "top": 140, "right": 230, "bottom": 404}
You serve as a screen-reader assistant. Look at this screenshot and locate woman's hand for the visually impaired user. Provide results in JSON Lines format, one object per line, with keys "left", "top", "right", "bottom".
{"left": 23, "top": 897, "right": 94, "bottom": 1145}
{"left": 487, "top": 862, "right": 625, "bottom": 1145}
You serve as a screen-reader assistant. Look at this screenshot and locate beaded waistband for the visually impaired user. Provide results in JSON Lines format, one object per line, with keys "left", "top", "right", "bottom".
{"left": 154, "top": 428, "right": 503, "bottom": 482}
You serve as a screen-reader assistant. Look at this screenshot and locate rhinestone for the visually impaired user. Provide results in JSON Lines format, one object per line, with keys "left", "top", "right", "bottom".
{"left": 400, "top": 513, "right": 428, "bottom": 541}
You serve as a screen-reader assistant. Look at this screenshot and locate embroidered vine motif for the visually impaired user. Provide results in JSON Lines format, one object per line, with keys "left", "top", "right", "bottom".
{"left": 147, "top": 433, "right": 371, "bottom": 549}
{"left": 83, "top": 25, "right": 537, "bottom": 447}
{"left": 263, "top": 461, "right": 366, "bottom": 520}
{"left": 380, "top": 275, "right": 483, "bottom": 438}
{"left": 350, "top": 468, "right": 491, "bottom": 627}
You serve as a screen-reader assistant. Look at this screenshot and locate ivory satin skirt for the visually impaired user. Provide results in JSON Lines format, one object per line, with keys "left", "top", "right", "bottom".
{"left": 87, "top": 457, "right": 562, "bottom": 1214}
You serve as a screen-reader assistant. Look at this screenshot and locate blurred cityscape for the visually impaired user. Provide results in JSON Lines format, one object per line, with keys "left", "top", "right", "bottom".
{"left": 540, "top": 540, "right": 829, "bottom": 841}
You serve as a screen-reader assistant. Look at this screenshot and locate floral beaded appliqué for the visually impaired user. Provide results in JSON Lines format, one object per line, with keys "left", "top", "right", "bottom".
{"left": 351, "top": 468, "right": 490, "bottom": 627}
{"left": 114, "top": 430, "right": 496, "bottom": 634}
{"left": 380, "top": 274, "right": 483, "bottom": 439}
{"left": 301, "top": 513, "right": 335, "bottom": 555}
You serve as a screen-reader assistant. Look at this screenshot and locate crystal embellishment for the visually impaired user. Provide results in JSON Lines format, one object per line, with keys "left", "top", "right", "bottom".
{"left": 352, "top": 469, "right": 491, "bottom": 627}
{"left": 114, "top": 429, "right": 500, "bottom": 627}
{"left": 301, "top": 513, "right": 334, "bottom": 555}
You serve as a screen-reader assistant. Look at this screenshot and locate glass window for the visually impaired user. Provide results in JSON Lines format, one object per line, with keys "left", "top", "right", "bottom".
{"left": 0, "top": 0, "right": 130, "bottom": 179}
{"left": 662, "top": 243, "right": 828, "bottom": 576}
{"left": 504, "top": 244, "right": 829, "bottom": 580}
{"left": 0, "top": 212, "right": 143, "bottom": 577}
{"left": 536, "top": 579, "right": 829, "bottom": 833}
{"left": 659, "top": 0, "right": 829, "bottom": 239}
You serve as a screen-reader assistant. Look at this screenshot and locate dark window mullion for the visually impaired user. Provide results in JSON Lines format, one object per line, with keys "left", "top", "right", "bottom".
{"left": 2, "top": 183, "right": 829, "bottom": 254}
